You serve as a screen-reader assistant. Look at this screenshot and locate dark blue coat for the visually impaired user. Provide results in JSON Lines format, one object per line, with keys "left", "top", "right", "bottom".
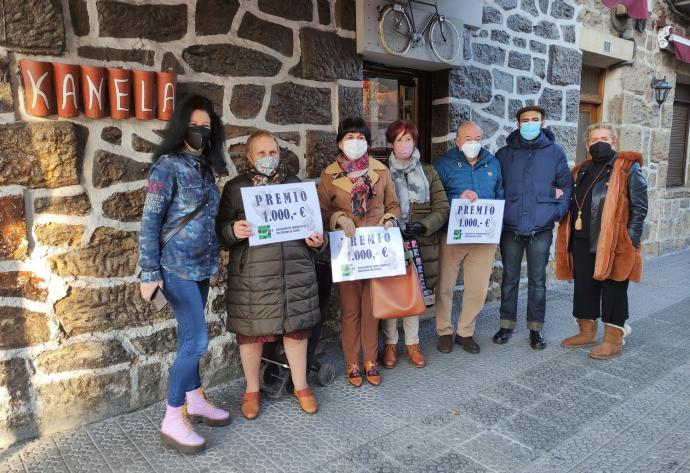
{"left": 496, "top": 128, "right": 573, "bottom": 235}
{"left": 434, "top": 146, "right": 504, "bottom": 203}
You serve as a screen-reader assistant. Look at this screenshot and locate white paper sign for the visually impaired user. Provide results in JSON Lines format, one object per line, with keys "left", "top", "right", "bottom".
{"left": 446, "top": 199, "right": 505, "bottom": 244}
{"left": 329, "top": 226, "right": 406, "bottom": 282}
{"left": 240, "top": 181, "right": 323, "bottom": 246}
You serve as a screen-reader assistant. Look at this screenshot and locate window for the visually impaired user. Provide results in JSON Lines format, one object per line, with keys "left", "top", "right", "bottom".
{"left": 668, "top": 83, "right": 690, "bottom": 187}
{"left": 576, "top": 66, "right": 605, "bottom": 163}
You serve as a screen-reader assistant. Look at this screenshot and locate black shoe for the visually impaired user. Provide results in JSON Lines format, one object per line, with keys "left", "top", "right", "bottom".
{"left": 437, "top": 335, "right": 453, "bottom": 353}
{"left": 454, "top": 335, "right": 480, "bottom": 354}
{"left": 492, "top": 328, "right": 513, "bottom": 344}
{"left": 529, "top": 330, "right": 546, "bottom": 350}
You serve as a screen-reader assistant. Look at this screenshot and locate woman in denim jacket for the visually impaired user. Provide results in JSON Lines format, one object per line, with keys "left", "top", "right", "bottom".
{"left": 138, "top": 95, "right": 228, "bottom": 454}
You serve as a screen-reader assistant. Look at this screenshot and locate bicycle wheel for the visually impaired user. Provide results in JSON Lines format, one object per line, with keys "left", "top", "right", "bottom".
{"left": 378, "top": 5, "right": 412, "bottom": 56}
{"left": 429, "top": 17, "right": 461, "bottom": 64}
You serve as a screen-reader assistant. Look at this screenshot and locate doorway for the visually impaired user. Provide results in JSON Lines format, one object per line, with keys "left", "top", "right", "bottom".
{"left": 363, "top": 63, "right": 431, "bottom": 163}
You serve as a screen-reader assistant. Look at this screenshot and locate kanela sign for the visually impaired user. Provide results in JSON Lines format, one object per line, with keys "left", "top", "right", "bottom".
{"left": 18, "top": 59, "right": 176, "bottom": 120}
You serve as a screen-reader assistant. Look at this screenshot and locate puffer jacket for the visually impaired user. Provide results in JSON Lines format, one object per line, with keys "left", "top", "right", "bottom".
{"left": 390, "top": 162, "right": 449, "bottom": 290}
{"left": 496, "top": 128, "right": 573, "bottom": 235}
{"left": 434, "top": 146, "right": 504, "bottom": 201}
{"left": 216, "top": 173, "right": 320, "bottom": 337}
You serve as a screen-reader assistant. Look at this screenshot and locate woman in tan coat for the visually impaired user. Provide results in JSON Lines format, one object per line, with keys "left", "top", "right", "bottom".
{"left": 317, "top": 117, "right": 400, "bottom": 387}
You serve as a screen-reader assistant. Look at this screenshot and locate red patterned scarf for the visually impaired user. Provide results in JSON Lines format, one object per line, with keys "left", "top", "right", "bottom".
{"left": 335, "top": 152, "right": 376, "bottom": 218}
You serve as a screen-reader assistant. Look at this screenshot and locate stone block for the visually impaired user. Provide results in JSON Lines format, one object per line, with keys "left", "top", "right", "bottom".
{"left": 566, "top": 89, "right": 579, "bottom": 122}
{"left": 538, "top": 0, "right": 549, "bottom": 14}
{"left": 34, "top": 223, "right": 85, "bottom": 247}
{"left": 36, "top": 340, "right": 131, "bottom": 373}
{"left": 533, "top": 57, "right": 546, "bottom": 79}
{"left": 101, "top": 126, "right": 122, "bottom": 145}
{"left": 0, "top": 358, "right": 33, "bottom": 440}
{"left": 463, "top": 26, "right": 471, "bottom": 60}
{"left": 98, "top": 1, "right": 187, "bottom": 42}
{"left": 0, "top": 307, "right": 50, "bottom": 349}
{"left": 551, "top": 0, "right": 575, "bottom": 19}
{"left": 449, "top": 102, "right": 472, "bottom": 133}
{"left": 177, "top": 81, "right": 224, "bottom": 117}
{"left": 0, "top": 122, "right": 81, "bottom": 189}
{"left": 290, "top": 28, "right": 361, "bottom": 81}
{"left": 0, "top": 195, "right": 27, "bottom": 260}
{"left": 513, "top": 37, "right": 526, "bottom": 48}
{"left": 650, "top": 130, "right": 670, "bottom": 164}
{"left": 550, "top": 125, "right": 577, "bottom": 156}
{"left": 229, "top": 84, "right": 265, "bottom": 120}
{"left": 92, "top": 150, "right": 150, "bottom": 188}
{"left": 494, "top": 69, "right": 514, "bottom": 93}
{"left": 200, "top": 342, "right": 241, "bottom": 388}
{"left": 48, "top": 227, "right": 138, "bottom": 278}
{"left": 547, "top": 45, "right": 582, "bottom": 86}
{"left": 102, "top": 188, "right": 146, "bottom": 222}
{"left": 136, "top": 363, "right": 165, "bottom": 406}
{"left": 538, "top": 88, "right": 563, "bottom": 121}
{"left": 529, "top": 40, "right": 547, "bottom": 54}
{"left": 183, "top": 44, "right": 281, "bottom": 77}
{"left": 306, "top": 131, "right": 338, "bottom": 178}
{"left": 69, "top": 0, "right": 89, "bottom": 36}
{"left": 78, "top": 46, "right": 155, "bottom": 66}
{"left": 339, "top": 86, "right": 364, "bottom": 123}
{"left": 281, "top": 148, "right": 301, "bottom": 176}
{"left": 0, "top": 55, "right": 13, "bottom": 113}
{"left": 507, "top": 14, "right": 532, "bottom": 33}
{"left": 160, "top": 52, "right": 185, "bottom": 74}
{"left": 334, "top": 0, "right": 356, "bottom": 31}
{"left": 36, "top": 371, "right": 131, "bottom": 430}
{"left": 266, "top": 82, "right": 331, "bottom": 125}
{"left": 522, "top": 0, "right": 539, "bottom": 16}
{"left": 508, "top": 51, "right": 531, "bottom": 71}
{"left": 491, "top": 30, "right": 510, "bottom": 44}
{"left": 622, "top": 94, "right": 656, "bottom": 128}
{"left": 259, "top": 0, "right": 312, "bottom": 21}
{"left": 131, "top": 327, "right": 177, "bottom": 356}
{"left": 508, "top": 99, "right": 524, "bottom": 120}
{"left": 0, "top": 272, "right": 48, "bottom": 301}
{"left": 224, "top": 125, "right": 260, "bottom": 140}
{"left": 0, "top": 0, "right": 65, "bottom": 54}
{"left": 484, "top": 95, "right": 506, "bottom": 118}
{"left": 317, "top": 0, "right": 331, "bottom": 25}
{"left": 472, "top": 43, "right": 506, "bottom": 66}
{"left": 131, "top": 134, "right": 156, "bottom": 154}
{"left": 54, "top": 283, "right": 172, "bottom": 336}
{"left": 496, "top": 0, "right": 518, "bottom": 9}
{"left": 34, "top": 193, "right": 91, "bottom": 216}
{"left": 533, "top": 20, "right": 559, "bottom": 40}
{"left": 483, "top": 6, "right": 502, "bottom": 24}
{"left": 239, "top": 12, "right": 293, "bottom": 56}
{"left": 450, "top": 66, "right": 493, "bottom": 103}
{"left": 618, "top": 127, "right": 643, "bottom": 151}
{"left": 517, "top": 76, "right": 541, "bottom": 95}
{"left": 195, "top": 0, "right": 239, "bottom": 36}
{"left": 431, "top": 103, "right": 449, "bottom": 138}
{"left": 562, "top": 24, "right": 576, "bottom": 43}
{"left": 471, "top": 111, "right": 499, "bottom": 138}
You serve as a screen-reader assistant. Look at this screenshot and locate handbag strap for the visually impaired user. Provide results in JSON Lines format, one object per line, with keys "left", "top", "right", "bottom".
{"left": 160, "top": 192, "right": 209, "bottom": 248}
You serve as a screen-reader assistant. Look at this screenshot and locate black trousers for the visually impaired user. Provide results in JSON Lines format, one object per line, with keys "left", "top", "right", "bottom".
{"left": 571, "top": 238, "right": 629, "bottom": 326}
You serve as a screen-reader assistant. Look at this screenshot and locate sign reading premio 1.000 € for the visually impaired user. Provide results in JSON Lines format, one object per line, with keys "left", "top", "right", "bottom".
{"left": 447, "top": 199, "right": 505, "bottom": 245}
{"left": 240, "top": 181, "right": 323, "bottom": 247}
{"left": 329, "top": 227, "right": 406, "bottom": 283}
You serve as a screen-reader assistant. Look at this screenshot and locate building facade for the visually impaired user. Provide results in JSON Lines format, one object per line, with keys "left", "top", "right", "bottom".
{"left": 0, "top": 0, "right": 687, "bottom": 447}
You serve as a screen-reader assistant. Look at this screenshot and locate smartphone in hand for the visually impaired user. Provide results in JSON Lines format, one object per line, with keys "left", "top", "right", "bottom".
{"left": 151, "top": 287, "right": 168, "bottom": 311}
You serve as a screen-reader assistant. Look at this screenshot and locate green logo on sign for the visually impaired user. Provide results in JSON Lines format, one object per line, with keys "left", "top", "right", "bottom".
{"left": 453, "top": 229, "right": 463, "bottom": 240}
{"left": 341, "top": 264, "right": 352, "bottom": 277}
{"left": 258, "top": 225, "right": 272, "bottom": 239}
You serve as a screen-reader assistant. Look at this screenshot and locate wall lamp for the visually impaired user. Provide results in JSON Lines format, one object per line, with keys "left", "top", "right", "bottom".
{"left": 651, "top": 76, "right": 673, "bottom": 105}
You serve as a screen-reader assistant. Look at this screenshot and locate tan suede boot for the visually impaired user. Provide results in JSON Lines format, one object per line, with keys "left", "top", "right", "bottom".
{"left": 561, "top": 319, "right": 598, "bottom": 348}
{"left": 590, "top": 323, "right": 631, "bottom": 360}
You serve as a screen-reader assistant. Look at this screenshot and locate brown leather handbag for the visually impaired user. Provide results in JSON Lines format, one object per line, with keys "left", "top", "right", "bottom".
{"left": 370, "top": 261, "right": 426, "bottom": 319}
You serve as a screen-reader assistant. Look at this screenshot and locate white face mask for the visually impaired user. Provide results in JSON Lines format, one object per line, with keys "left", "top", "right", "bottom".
{"left": 342, "top": 139, "right": 368, "bottom": 161}
{"left": 461, "top": 141, "right": 482, "bottom": 159}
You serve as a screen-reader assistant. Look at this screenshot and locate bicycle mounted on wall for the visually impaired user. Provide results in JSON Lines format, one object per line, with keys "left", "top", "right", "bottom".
{"left": 378, "top": 0, "right": 461, "bottom": 64}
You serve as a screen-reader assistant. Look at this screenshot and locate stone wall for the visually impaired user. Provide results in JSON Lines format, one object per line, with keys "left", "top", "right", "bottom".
{"left": 0, "top": 0, "right": 360, "bottom": 447}
{"left": 575, "top": 0, "right": 690, "bottom": 256}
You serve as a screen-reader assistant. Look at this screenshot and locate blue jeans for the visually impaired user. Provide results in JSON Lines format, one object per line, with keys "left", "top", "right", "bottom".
{"left": 499, "top": 230, "right": 552, "bottom": 330}
{"left": 162, "top": 269, "right": 210, "bottom": 407}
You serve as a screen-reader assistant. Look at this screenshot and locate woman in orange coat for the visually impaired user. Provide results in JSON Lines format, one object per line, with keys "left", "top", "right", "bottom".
{"left": 555, "top": 123, "right": 647, "bottom": 359}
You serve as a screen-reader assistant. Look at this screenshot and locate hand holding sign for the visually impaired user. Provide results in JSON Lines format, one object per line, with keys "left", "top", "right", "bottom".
{"left": 233, "top": 220, "right": 254, "bottom": 239}
{"left": 305, "top": 231, "right": 324, "bottom": 248}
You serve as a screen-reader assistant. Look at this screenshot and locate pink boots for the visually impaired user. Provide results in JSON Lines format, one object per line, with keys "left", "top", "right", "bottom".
{"left": 186, "top": 388, "right": 231, "bottom": 426}
{"left": 160, "top": 388, "right": 230, "bottom": 454}
{"left": 160, "top": 403, "right": 206, "bottom": 454}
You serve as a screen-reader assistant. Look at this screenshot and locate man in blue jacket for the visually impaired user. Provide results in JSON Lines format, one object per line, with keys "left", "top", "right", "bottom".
{"left": 494, "top": 106, "right": 573, "bottom": 349}
{"left": 434, "top": 121, "right": 504, "bottom": 354}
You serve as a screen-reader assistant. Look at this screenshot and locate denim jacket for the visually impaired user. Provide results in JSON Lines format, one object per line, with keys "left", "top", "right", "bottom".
{"left": 138, "top": 151, "right": 221, "bottom": 282}
{"left": 434, "top": 146, "right": 505, "bottom": 203}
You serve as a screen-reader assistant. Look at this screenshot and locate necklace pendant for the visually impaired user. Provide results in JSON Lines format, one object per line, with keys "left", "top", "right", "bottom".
{"left": 574, "top": 210, "right": 583, "bottom": 231}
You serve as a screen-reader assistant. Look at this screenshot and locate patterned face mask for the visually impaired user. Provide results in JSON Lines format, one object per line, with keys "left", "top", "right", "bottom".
{"left": 254, "top": 154, "right": 280, "bottom": 176}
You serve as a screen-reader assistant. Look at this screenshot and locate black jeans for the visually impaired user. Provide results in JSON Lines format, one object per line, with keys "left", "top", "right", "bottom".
{"left": 571, "top": 238, "right": 629, "bottom": 326}
{"left": 499, "top": 230, "right": 552, "bottom": 330}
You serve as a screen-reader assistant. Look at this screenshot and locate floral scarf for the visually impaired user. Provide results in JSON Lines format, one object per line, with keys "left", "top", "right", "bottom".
{"left": 334, "top": 152, "right": 376, "bottom": 218}
{"left": 388, "top": 148, "right": 430, "bottom": 224}
{"left": 247, "top": 163, "right": 287, "bottom": 187}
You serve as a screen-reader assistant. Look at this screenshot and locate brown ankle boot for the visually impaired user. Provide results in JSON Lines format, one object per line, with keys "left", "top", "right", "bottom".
{"left": 405, "top": 344, "right": 426, "bottom": 368}
{"left": 561, "top": 319, "right": 598, "bottom": 348}
{"left": 382, "top": 344, "right": 397, "bottom": 369}
{"left": 590, "top": 323, "right": 631, "bottom": 360}
{"left": 241, "top": 392, "right": 260, "bottom": 420}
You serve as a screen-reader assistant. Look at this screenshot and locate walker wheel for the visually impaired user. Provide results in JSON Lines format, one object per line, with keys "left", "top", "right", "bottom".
{"left": 316, "top": 363, "right": 336, "bottom": 386}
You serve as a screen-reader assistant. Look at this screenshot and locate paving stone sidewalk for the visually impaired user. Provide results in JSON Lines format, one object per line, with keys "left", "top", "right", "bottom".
{"left": 2, "top": 249, "right": 690, "bottom": 473}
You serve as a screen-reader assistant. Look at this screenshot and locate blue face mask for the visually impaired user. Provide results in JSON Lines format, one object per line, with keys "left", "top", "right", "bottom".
{"left": 519, "top": 122, "right": 542, "bottom": 141}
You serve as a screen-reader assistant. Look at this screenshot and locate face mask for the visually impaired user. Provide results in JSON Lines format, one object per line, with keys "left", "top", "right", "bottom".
{"left": 393, "top": 141, "right": 414, "bottom": 160}
{"left": 461, "top": 141, "right": 482, "bottom": 159}
{"left": 588, "top": 141, "right": 613, "bottom": 160}
{"left": 342, "top": 139, "right": 368, "bottom": 160}
{"left": 519, "top": 122, "right": 542, "bottom": 141}
{"left": 254, "top": 154, "right": 280, "bottom": 176}
{"left": 185, "top": 125, "right": 212, "bottom": 151}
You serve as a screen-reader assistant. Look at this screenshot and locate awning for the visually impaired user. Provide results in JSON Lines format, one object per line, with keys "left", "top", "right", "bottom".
{"left": 670, "top": 31, "right": 690, "bottom": 64}
{"left": 601, "top": 0, "right": 649, "bottom": 20}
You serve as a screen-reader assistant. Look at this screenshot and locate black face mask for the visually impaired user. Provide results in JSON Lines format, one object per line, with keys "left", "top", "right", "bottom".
{"left": 185, "top": 126, "right": 212, "bottom": 151}
{"left": 588, "top": 141, "right": 613, "bottom": 161}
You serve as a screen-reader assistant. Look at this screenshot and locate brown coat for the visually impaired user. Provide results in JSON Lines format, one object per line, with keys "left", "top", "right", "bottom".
{"left": 555, "top": 151, "right": 644, "bottom": 283}
{"left": 317, "top": 158, "right": 401, "bottom": 230}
